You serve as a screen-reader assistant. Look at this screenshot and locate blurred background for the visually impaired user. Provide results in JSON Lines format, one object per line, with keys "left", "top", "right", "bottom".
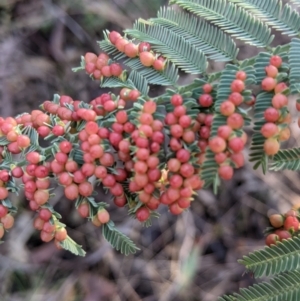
{"left": 0, "top": 0, "right": 300, "bottom": 300}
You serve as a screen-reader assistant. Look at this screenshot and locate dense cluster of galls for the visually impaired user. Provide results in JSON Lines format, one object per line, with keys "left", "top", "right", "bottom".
{"left": 0, "top": 29, "right": 291, "bottom": 254}
{"left": 260, "top": 55, "right": 291, "bottom": 156}
{"left": 205, "top": 71, "right": 250, "bottom": 180}
{"left": 84, "top": 31, "right": 166, "bottom": 81}
{"left": 266, "top": 208, "right": 300, "bottom": 247}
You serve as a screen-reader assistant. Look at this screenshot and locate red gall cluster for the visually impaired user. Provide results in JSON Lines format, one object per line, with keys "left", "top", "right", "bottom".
{"left": 125, "top": 100, "right": 164, "bottom": 221}
{"left": 196, "top": 83, "right": 214, "bottom": 164}
{"left": 261, "top": 55, "right": 291, "bottom": 156}
{"left": 163, "top": 94, "right": 204, "bottom": 215}
{"left": 208, "top": 71, "right": 247, "bottom": 180}
{"left": 84, "top": 52, "right": 123, "bottom": 80}
{"left": 265, "top": 209, "right": 300, "bottom": 247}
{"left": 0, "top": 176, "right": 15, "bottom": 240}
{"left": 0, "top": 91, "right": 137, "bottom": 245}
{"left": 109, "top": 31, "right": 166, "bottom": 71}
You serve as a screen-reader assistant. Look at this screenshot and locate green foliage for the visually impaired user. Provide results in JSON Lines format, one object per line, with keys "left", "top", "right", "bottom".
{"left": 289, "top": 38, "right": 300, "bottom": 94}
{"left": 169, "top": 0, "right": 273, "bottom": 47}
{"left": 102, "top": 221, "right": 140, "bottom": 256}
{"left": 150, "top": 7, "right": 239, "bottom": 62}
{"left": 229, "top": 0, "right": 300, "bottom": 36}
{"left": 219, "top": 269, "right": 300, "bottom": 301}
{"left": 270, "top": 148, "right": 300, "bottom": 171}
{"left": 239, "top": 236, "right": 300, "bottom": 277}
{"left": 59, "top": 236, "right": 86, "bottom": 257}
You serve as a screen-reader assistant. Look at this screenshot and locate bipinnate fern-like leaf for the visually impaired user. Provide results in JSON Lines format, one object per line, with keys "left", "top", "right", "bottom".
{"left": 125, "top": 22, "right": 207, "bottom": 74}
{"left": 289, "top": 38, "right": 300, "bottom": 94}
{"left": 228, "top": 0, "right": 300, "bottom": 37}
{"left": 219, "top": 268, "right": 300, "bottom": 301}
{"left": 169, "top": 0, "right": 274, "bottom": 47}
{"left": 150, "top": 7, "right": 239, "bottom": 62}
{"left": 269, "top": 148, "right": 300, "bottom": 171}
{"left": 239, "top": 236, "right": 300, "bottom": 278}
{"left": 98, "top": 37, "right": 179, "bottom": 86}
{"left": 102, "top": 221, "right": 140, "bottom": 256}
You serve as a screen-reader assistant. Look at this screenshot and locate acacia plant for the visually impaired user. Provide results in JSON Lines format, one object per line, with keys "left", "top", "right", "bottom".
{"left": 1, "top": 0, "right": 300, "bottom": 299}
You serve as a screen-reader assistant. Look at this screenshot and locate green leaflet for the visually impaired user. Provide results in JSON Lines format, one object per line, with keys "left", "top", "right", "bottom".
{"left": 170, "top": 0, "right": 273, "bottom": 47}
{"left": 229, "top": 0, "right": 300, "bottom": 36}
{"left": 151, "top": 7, "right": 238, "bottom": 61}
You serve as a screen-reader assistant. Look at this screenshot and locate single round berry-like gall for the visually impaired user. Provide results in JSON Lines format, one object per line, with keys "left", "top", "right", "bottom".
{"left": 235, "top": 71, "right": 247, "bottom": 81}
{"left": 124, "top": 42, "right": 138, "bottom": 58}
{"left": 11, "top": 166, "right": 24, "bottom": 178}
{"left": 114, "top": 196, "right": 126, "bottom": 208}
{"left": 218, "top": 165, "right": 234, "bottom": 180}
{"left": 136, "top": 207, "right": 150, "bottom": 222}
{"left": 227, "top": 113, "right": 244, "bottom": 129}
{"left": 214, "top": 152, "right": 228, "bottom": 164}
{"left": 209, "top": 136, "right": 227, "bottom": 153}
{"left": 230, "top": 152, "right": 245, "bottom": 168}
{"left": 202, "top": 83, "right": 213, "bottom": 94}
{"left": 199, "top": 94, "right": 213, "bottom": 107}
{"left": 34, "top": 217, "right": 45, "bottom": 230}
{"left": 278, "top": 128, "right": 291, "bottom": 141}
{"left": 231, "top": 79, "right": 245, "bottom": 93}
{"left": 271, "top": 93, "right": 288, "bottom": 109}
{"left": 261, "top": 77, "right": 277, "bottom": 91}
{"left": 264, "top": 107, "right": 280, "bottom": 122}
{"left": 176, "top": 149, "right": 190, "bottom": 163}
{"left": 284, "top": 216, "right": 299, "bottom": 231}
{"left": 263, "top": 138, "right": 280, "bottom": 156}
{"left": 139, "top": 51, "right": 155, "bottom": 67}
{"left": 0, "top": 204, "right": 8, "bottom": 218}
{"left": 265, "top": 233, "right": 279, "bottom": 247}
{"left": 109, "top": 31, "right": 121, "bottom": 44}
{"left": 217, "top": 125, "right": 233, "bottom": 140}
{"left": 265, "top": 65, "right": 278, "bottom": 78}
{"left": 229, "top": 92, "right": 243, "bottom": 106}
{"left": 55, "top": 228, "right": 67, "bottom": 241}
{"left": 274, "top": 82, "right": 288, "bottom": 94}
{"left": 1, "top": 214, "right": 14, "bottom": 229}
{"left": 101, "top": 65, "right": 112, "bottom": 77}
{"left": 110, "top": 63, "right": 123, "bottom": 77}
{"left": 270, "top": 55, "right": 282, "bottom": 68}
{"left": 0, "top": 187, "right": 8, "bottom": 200}
{"left": 220, "top": 101, "right": 235, "bottom": 116}
{"left": 97, "top": 208, "right": 110, "bottom": 224}
{"left": 78, "top": 202, "right": 90, "bottom": 218}
{"left": 84, "top": 52, "right": 97, "bottom": 64}
{"left": 171, "top": 94, "right": 183, "bottom": 107}
{"left": 269, "top": 214, "right": 284, "bottom": 228}
{"left": 261, "top": 123, "right": 279, "bottom": 138}
{"left": 138, "top": 42, "right": 151, "bottom": 52}
{"left": 228, "top": 137, "right": 244, "bottom": 153}
{"left": 115, "top": 38, "right": 129, "bottom": 52}
{"left": 64, "top": 184, "right": 79, "bottom": 201}
{"left": 167, "top": 158, "right": 181, "bottom": 172}
{"left": 85, "top": 62, "right": 96, "bottom": 74}
{"left": 153, "top": 59, "right": 165, "bottom": 71}
{"left": 169, "top": 202, "right": 184, "bottom": 215}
